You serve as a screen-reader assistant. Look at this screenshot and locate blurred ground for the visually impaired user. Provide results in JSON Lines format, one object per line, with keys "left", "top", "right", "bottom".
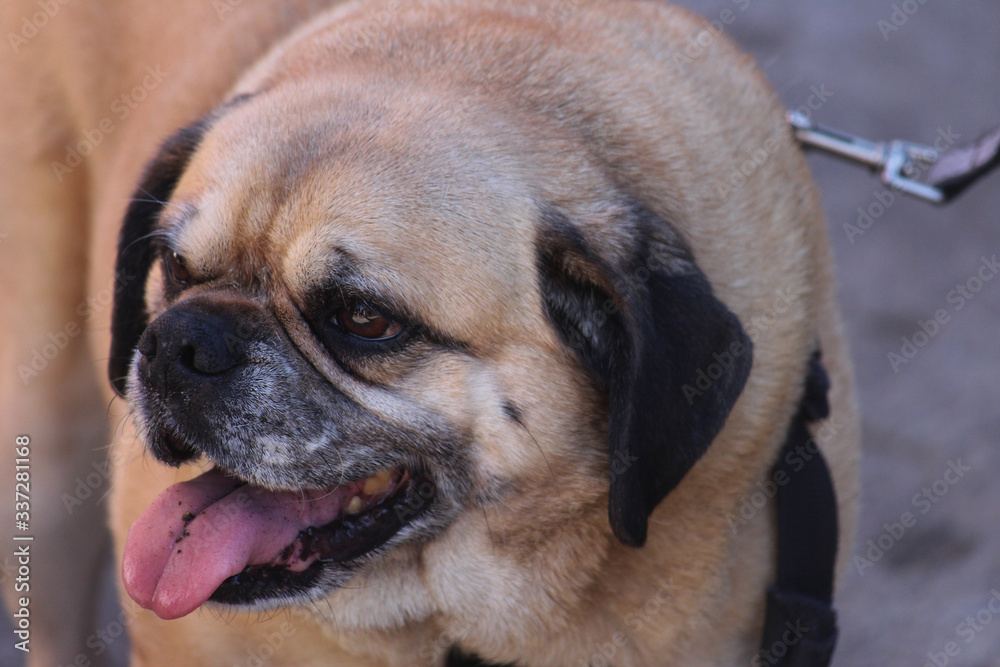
{"left": 3, "top": 2, "right": 999, "bottom": 666}
{"left": 668, "top": 1, "right": 1000, "bottom": 665}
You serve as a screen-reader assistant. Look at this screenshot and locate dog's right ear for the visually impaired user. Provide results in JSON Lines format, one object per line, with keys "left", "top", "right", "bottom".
{"left": 108, "top": 118, "right": 210, "bottom": 397}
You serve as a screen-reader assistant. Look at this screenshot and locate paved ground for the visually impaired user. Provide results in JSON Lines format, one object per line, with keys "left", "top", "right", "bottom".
{"left": 4, "top": 2, "right": 999, "bottom": 666}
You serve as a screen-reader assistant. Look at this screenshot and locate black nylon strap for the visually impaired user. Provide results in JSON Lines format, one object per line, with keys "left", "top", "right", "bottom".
{"left": 928, "top": 123, "right": 1000, "bottom": 202}
{"left": 757, "top": 351, "right": 839, "bottom": 667}
{"left": 445, "top": 647, "right": 515, "bottom": 667}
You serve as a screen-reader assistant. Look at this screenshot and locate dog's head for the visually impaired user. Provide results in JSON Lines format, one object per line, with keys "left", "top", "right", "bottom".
{"left": 110, "top": 10, "right": 753, "bottom": 632}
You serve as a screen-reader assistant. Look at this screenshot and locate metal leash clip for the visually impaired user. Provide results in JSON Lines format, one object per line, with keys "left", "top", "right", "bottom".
{"left": 787, "top": 110, "right": 945, "bottom": 204}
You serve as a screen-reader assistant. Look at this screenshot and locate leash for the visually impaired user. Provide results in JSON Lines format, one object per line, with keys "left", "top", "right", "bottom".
{"left": 788, "top": 111, "right": 1000, "bottom": 204}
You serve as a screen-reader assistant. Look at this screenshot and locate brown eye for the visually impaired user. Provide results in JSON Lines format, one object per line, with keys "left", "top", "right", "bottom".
{"left": 164, "top": 251, "right": 191, "bottom": 286}
{"left": 335, "top": 302, "right": 402, "bottom": 340}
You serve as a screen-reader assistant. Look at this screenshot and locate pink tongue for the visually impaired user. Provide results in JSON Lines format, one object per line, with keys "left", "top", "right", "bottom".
{"left": 122, "top": 468, "right": 355, "bottom": 620}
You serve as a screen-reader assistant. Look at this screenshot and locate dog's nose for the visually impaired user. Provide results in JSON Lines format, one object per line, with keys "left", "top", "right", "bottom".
{"left": 135, "top": 303, "right": 253, "bottom": 465}
{"left": 139, "top": 307, "right": 248, "bottom": 383}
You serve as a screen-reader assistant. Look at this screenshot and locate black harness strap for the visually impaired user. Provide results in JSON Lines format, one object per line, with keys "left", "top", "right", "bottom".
{"left": 445, "top": 647, "right": 515, "bottom": 667}
{"left": 757, "top": 351, "right": 839, "bottom": 667}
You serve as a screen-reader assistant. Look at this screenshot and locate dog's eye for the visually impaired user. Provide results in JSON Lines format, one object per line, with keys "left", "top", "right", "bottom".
{"left": 334, "top": 302, "right": 402, "bottom": 340}
{"left": 163, "top": 251, "right": 192, "bottom": 287}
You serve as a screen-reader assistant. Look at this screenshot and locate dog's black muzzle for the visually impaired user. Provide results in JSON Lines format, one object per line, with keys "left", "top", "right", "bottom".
{"left": 136, "top": 299, "right": 257, "bottom": 464}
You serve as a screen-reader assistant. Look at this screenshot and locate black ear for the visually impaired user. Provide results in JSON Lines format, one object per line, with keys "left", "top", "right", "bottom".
{"left": 537, "top": 205, "right": 753, "bottom": 547}
{"left": 108, "top": 119, "right": 210, "bottom": 396}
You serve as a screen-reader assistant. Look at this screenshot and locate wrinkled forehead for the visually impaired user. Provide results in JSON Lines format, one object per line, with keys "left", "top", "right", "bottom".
{"left": 162, "top": 83, "right": 546, "bottom": 340}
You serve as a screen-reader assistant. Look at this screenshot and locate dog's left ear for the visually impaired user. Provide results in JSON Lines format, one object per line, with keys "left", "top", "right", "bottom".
{"left": 537, "top": 205, "right": 753, "bottom": 547}
{"left": 107, "top": 118, "right": 210, "bottom": 397}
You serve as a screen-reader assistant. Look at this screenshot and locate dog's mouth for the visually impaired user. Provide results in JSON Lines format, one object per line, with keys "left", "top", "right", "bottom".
{"left": 122, "top": 465, "right": 432, "bottom": 620}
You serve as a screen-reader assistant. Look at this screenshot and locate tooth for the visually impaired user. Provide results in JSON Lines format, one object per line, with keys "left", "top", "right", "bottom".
{"left": 363, "top": 470, "right": 393, "bottom": 496}
{"left": 346, "top": 496, "right": 365, "bottom": 515}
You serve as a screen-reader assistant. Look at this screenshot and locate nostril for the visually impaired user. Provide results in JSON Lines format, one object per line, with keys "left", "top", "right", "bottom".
{"left": 179, "top": 343, "right": 198, "bottom": 372}
{"left": 179, "top": 339, "right": 238, "bottom": 376}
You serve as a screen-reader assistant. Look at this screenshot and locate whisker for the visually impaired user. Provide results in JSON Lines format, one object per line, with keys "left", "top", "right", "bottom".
{"left": 514, "top": 417, "right": 556, "bottom": 483}
{"left": 480, "top": 502, "right": 498, "bottom": 548}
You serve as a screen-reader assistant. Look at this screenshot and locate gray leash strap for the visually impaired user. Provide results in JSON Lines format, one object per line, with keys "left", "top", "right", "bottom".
{"left": 926, "top": 124, "right": 1000, "bottom": 202}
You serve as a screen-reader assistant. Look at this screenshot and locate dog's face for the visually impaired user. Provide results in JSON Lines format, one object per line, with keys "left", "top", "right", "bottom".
{"left": 109, "top": 53, "right": 752, "bottom": 631}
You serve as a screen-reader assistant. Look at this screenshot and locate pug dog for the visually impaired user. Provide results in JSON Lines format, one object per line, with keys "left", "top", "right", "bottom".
{"left": 1, "top": 0, "right": 859, "bottom": 665}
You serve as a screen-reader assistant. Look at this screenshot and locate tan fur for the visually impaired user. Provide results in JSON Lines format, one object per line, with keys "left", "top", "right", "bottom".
{"left": 1, "top": 1, "right": 858, "bottom": 665}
